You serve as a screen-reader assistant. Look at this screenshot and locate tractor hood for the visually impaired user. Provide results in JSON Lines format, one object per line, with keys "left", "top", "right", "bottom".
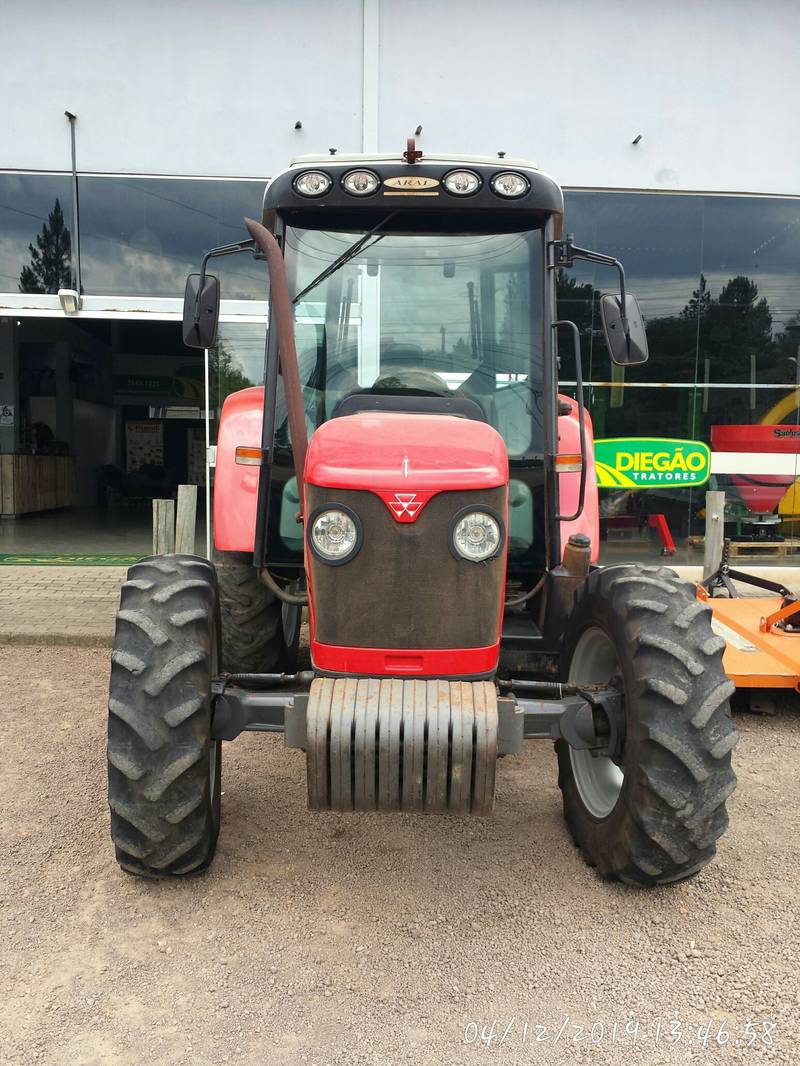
{"left": 305, "top": 411, "right": 508, "bottom": 494}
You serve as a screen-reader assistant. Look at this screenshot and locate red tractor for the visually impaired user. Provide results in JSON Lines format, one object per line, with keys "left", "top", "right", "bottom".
{"left": 107, "top": 144, "right": 737, "bottom": 885}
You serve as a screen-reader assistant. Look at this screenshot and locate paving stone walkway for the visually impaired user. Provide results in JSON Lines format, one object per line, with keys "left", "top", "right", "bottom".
{"left": 0, "top": 564, "right": 797, "bottom": 648}
{"left": 0, "top": 566, "right": 127, "bottom": 646}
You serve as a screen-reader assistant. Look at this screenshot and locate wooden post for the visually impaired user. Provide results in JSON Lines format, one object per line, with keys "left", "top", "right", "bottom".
{"left": 152, "top": 498, "right": 176, "bottom": 555}
{"left": 175, "top": 484, "right": 198, "bottom": 555}
{"left": 703, "top": 490, "right": 725, "bottom": 579}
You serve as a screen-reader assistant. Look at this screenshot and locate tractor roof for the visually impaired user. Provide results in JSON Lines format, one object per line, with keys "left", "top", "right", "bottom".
{"left": 262, "top": 150, "right": 564, "bottom": 228}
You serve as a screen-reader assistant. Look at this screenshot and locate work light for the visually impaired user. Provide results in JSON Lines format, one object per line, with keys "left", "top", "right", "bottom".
{"left": 294, "top": 171, "right": 332, "bottom": 197}
{"left": 451, "top": 510, "right": 502, "bottom": 562}
{"left": 490, "top": 172, "right": 529, "bottom": 198}
{"left": 443, "top": 170, "right": 481, "bottom": 196}
{"left": 342, "top": 170, "right": 380, "bottom": 196}
{"left": 310, "top": 508, "right": 361, "bottom": 563}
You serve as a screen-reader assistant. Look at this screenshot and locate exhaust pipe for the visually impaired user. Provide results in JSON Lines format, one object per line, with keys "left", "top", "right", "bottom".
{"left": 244, "top": 217, "right": 308, "bottom": 496}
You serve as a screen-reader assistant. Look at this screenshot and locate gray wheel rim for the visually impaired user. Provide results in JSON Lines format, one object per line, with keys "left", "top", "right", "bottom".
{"left": 567, "top": 627, "right": 624, "bottom": 819}
{"left": 282, "top": 601, "right": 301, "bottom": 648}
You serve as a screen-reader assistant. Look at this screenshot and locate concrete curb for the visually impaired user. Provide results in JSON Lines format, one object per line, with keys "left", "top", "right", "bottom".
{"left": 0, "top": 631, "right": 113, "bottom": 648}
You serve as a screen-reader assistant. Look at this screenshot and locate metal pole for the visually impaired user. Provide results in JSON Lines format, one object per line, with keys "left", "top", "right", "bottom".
{"left": 64, "top": 112, "right": 81, "bottom": 296}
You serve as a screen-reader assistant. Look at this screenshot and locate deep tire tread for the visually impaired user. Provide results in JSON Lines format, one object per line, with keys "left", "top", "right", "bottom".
{"left": 107, "top": 554, "right": 221, "bottom": 878}
{"left": 557, "top": 563, "right": 738, "bottom": 886}
{"left": 215, "top": 552, "right": 289, "bottom": 674}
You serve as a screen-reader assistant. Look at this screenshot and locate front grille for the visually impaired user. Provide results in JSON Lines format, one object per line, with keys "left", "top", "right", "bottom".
{"left": 306, "top": 485, "right": 506, "bottom": 650}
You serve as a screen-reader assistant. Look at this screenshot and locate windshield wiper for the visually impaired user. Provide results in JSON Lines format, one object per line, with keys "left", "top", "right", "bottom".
{"left": 292, "top": 212, "right": 397, "bottom": 304}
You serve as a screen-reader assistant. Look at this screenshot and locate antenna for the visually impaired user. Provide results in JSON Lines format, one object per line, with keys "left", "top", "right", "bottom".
{"left": 403, "top": 137, "right": 423, "bottom": 164}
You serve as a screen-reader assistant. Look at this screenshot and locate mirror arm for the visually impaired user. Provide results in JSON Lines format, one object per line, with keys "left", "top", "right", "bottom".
{"left": 194, "top": 239, "right": 257, "bottom": 326}
{"left": 554, "top": 235, "right": 630, "bottom": 340}
{"left": 612, "top": 260, "right": 629, "bottom": 339}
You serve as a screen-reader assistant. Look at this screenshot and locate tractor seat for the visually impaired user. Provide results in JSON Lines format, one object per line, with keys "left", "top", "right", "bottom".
{"left": 331, "top": 367, "right": 487, "bottom": 421}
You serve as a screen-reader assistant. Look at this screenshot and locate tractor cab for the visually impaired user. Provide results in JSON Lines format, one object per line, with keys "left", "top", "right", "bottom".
{"left": 269, "top": 155, "right": 555, "bottom": 585}
{"left": 187, "top": 146, "right": 647, "bottom": 613}
{"left": 104, "top": 144, "right": 736, "bottom": 889}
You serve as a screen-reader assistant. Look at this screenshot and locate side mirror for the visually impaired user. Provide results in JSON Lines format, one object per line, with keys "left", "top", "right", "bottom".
{"left": 182, "top": 273, "right": 220, "bottom": 349}
{"left": 599, "top": 293, "right": 649, "bottom": 366}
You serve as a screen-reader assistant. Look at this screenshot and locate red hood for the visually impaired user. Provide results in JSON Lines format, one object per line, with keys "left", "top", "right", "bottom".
{"left": 305, "top": 412, "right": 508, "bottom": 493}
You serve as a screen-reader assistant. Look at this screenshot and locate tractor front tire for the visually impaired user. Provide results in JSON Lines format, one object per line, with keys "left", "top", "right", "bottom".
{"left": 557, "top": 564, "right": 738, "bottom": 886}
{"left": 107, "top": 555, "right": 221, "bottom": 878}
{"left": 215, "top": 551, "right": 299, "bottom": 674}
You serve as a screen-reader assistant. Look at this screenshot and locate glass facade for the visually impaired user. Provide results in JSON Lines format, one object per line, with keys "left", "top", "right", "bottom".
{"left": 1, "top": 172, "right": 799, "bottom": 563}
{"left": 0, "top": 173, "right": 75, "bottom": 293}
{"left": 78, "top": 176, "right": 267, "bottom": 298}
{"left": 560, "top": 191, "right": 800, "bottom": 564}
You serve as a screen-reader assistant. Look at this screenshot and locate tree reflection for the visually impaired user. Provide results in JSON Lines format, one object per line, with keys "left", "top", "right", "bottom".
{"left": 557, "top": 269, "right": 798, "bottom": 441}
{"left": 209, "top": 338, "right": 253, "bottom": 411}
{"left": 18, "top": 198, "right": 73, "bottom": 294}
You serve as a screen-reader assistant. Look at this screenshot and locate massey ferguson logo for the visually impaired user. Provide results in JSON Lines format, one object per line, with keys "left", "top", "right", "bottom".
{"left": 389, "top": 493, "right": 422, "bottom": 518}
{"left": 377, "top": 489, "right": 435, "bottom": 522}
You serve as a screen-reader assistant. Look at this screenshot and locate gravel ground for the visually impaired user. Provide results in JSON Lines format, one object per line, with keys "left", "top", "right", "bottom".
{"left": 2, "top": 645, "right": 799, "bottom": 1066}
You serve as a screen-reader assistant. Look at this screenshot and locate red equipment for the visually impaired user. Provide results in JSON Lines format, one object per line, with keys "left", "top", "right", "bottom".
{"left": 711, "top": 424, "right": 798, "bottom": 516}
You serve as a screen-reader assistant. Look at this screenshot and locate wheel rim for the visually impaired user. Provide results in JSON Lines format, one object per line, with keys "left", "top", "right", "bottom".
{"left": 282, "top": 601, "right": 301, "bottom": 651}
{"left": 567, "top": 626, "right": 625, "bottom": 819}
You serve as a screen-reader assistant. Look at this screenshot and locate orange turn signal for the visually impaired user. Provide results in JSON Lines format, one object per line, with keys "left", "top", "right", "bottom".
{"left": 235, "top": 446, "right": 264, "bottom": 466}
{"left": 555, "top": 453, "right": 583, "bottom": 473}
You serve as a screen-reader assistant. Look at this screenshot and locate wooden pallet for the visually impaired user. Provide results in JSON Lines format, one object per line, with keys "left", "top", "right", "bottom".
{"left": 726, "top": 538, "right": 800, "bottom": 557}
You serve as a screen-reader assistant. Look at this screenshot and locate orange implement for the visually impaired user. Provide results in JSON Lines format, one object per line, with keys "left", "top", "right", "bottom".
{"left": 697, "top": 585, "right": 800, "bottom": 691}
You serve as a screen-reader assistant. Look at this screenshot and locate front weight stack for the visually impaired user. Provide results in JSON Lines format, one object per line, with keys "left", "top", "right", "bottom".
{"left": 306, "top": 678, "right": 498, "bottom": 815}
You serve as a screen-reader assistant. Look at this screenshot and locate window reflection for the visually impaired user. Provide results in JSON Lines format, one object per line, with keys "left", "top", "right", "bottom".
{"left": 561, "top": 190, "right": 800, "bottom": 563}
{"left": 0, "top": 174, "right": 75, "bottom": 294}
{"left": 78, "top": 177, "right": 267, "bottom": 298}
{"left": 209, "top": 322, "right": 266, "bottom": 441}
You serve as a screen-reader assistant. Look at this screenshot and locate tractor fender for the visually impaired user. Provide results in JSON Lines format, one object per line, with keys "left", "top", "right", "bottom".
{"left": 558, "top": 394, "right": 599, "bottom": 561}
{"left": 213, "top": 386, "right": 264, "bottom": 552}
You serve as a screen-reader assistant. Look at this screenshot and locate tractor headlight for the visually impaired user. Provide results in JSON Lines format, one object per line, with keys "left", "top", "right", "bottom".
{"left": 490, "top": 171, "right": 529, "bottom": 198}
{"left": 450, "top": 510, "right": 502, "bottom": 562}
{"left": 342, "top": 169, "right": 380, "bottom": 196}
{"left": 310, "top": 507, "right": 361, "bottom": 564}
{"left": 443, "top": 169, "right": 481, "bottom": 196}
{"left": 294, "top": 171, "right": 332, "bottom": 197}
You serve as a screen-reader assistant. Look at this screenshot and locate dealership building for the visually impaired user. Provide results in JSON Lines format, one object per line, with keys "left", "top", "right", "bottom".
{"left": 2, "top": 0, "right": 799, "bottom": 567}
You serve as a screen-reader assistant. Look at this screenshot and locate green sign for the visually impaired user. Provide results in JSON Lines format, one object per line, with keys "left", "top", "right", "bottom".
{"left": 113, "top": 373, "right": 174, "bottom": 397}
{"left": 112, "top": 364, "right": 205, "bottom": 402}
{"left": 595, "top": 437, "right": 710, "bottom": 490}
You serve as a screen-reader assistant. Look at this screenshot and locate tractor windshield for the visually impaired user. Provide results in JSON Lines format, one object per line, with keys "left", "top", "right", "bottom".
{"left": 283, "top": 224, "right": 544, "bottom": 457}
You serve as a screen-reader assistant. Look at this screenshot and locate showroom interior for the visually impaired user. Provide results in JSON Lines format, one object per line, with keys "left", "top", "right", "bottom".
{"left": 0, "top": 172, "right": 269, "bottom": 559}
